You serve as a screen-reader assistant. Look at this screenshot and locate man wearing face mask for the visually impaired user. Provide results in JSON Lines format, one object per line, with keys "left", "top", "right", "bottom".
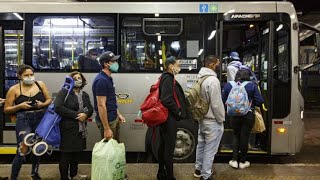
{"left": 157, "top": 56, "right": 187, "bottom": 180}
{"left": 92, "top": 51, "right": 126, "bottom": 142}
{"left": 193, "top": 55, "right": 225, "bottom": 180}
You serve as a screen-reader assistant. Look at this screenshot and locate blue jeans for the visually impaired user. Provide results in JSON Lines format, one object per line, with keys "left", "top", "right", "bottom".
{"left": 11, "top": 110, "right": 45, "bottom": 180}
{"left": 195, "top": 120, "right": 224, "bottom": 180}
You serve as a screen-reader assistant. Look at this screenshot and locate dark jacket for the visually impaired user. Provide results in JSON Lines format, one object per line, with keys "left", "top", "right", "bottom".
{"left": 160, "top": 72, "right": 187, "bottom": 120}
{"left": 222, "top": 81, "right": 264, "bottom": 109}
{"left": 54, "top": 89, "right": 93, "bottom": 152}
{"left": 78, "top": 55, "right": 101, "bottom": 71}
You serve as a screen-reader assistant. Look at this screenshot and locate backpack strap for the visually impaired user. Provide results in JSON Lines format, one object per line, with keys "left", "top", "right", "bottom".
{"left": 198, "top": 75, "right": 212, "bottom": 85}
{"left": 229, "top": 81, "right": 237, "bottom": 88}
{"left": 173, "top": 79, "right": 181, "bottom": 109}
{"left": 240, "top": 81, "right": 250, "bottom": 88}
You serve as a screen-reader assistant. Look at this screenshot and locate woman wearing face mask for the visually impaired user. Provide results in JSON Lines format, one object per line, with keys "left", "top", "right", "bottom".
{"left": 157, "top": 56, "right": 187, "bottom": 180}
{"left": 54, "top": 71, "right": 93, "bottom": 180}
{"left": 4, "top": 64, "right": 52, "bottom": 180}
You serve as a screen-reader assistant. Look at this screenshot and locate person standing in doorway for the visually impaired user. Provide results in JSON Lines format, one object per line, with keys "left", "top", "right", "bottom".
{"left": 193, "top": 55, "right": 225, "bottom": 180}
{"left": 227, "top": 51, "right": 242, "bottom": 82}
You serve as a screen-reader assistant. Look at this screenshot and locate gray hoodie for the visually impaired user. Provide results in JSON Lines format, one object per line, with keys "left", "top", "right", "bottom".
{"left": 198, "top": 67, "right": 225, "bottom": 123}
{"left": 227, "top": 61, "right": 242, "bottom": 82}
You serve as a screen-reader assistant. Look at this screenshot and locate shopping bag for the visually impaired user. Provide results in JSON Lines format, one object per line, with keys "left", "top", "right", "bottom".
{"left": 251, "top": 107, "right": 266, "bottom": 133}
{"left": 91, "top": 139, "right": 126, "bottom": 180}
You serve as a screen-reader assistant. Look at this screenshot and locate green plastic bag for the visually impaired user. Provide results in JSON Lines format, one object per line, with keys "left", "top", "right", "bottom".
{"left": 91, "top": 139, "right": 126, "bottom": 180}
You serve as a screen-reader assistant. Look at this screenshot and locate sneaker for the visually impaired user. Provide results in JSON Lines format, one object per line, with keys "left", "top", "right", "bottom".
{"left": 31, "top": 173, "right": 41, "bottom": 180}
{"left": 124, "top": 174, "right": 129, "bottom": 180}
{"left": 193, "top": 169, "right": 201, "bottom": 178}
{"left": 200, "top": 176, "right": 213, "bottom": 180}
{"left": 229, "top": 160, "right": 238, "bottom": 169}
{"left": 239, "top": 161, "right": 250, "bottom": 169}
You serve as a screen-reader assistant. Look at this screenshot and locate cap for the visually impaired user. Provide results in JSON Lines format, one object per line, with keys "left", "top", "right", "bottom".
{"left": 230, "top": 51, "right": 240, "bottom": 60}
{"left": 99, "top": 51, "right": 120, "bottom": 64}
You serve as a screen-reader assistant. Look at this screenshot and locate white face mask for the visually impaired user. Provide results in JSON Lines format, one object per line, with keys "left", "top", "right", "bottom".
{"left": 172, "top": 66, "right": 181, "bottom": 75}
{"left": 22, "top": 76, "right": 35, "bottom": 85}
{"left": 74, "top": 80, "right": 83, "bottom": 88}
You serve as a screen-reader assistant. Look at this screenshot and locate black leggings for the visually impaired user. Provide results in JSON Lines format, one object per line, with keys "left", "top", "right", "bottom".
{"left": 157, "top": 115, "right": 177, "bottom": 180}
{"left": 230, "top": 111, "right": 255, "bottom": 163}
{"left": 59, "top": 151, "right": 81, "bottom": 180}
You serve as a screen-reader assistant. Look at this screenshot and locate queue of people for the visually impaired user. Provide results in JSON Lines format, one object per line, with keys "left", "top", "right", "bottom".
{"left": 3, "top": 50, "right": 264, "bottom": 180}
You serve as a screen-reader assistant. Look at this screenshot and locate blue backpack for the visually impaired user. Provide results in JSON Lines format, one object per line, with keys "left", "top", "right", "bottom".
{"left": 226, "top": 81, "right": 252, "bottom": 116}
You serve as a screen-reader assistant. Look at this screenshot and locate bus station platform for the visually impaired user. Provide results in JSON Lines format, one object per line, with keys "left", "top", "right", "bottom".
{"left": 0, "top": 163, "right": 320, "bottom": 180}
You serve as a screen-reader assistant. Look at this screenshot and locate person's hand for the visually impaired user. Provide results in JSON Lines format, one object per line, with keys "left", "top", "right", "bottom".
{"left": 104, "top": 129, "right": 113, "bottom": 140}
{"left": 0, "top": 98, "right": 5, "bottom": 104}
{"left": 35, "top": 100, "right": 45, "bottom": 109}
{"left": 19, "top": 101, "right": 32, "bottom": 110}
{"left": 118, "top": 114, "right": 126, "bottom": 123}
{"left": 76, "top": 113, "right": 87, "bottom": 122}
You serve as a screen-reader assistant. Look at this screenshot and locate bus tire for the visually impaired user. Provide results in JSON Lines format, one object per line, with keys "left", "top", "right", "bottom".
{"left": 174, "top": 119, "right": 198, "bottom": 163}
{"left": 146, "top": 119, "right": 198, "bottom": 163}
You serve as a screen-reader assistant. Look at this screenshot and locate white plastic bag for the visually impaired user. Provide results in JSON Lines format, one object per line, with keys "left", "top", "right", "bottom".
{"left": 91, "top": 139, "right": 126, "bottom": 180}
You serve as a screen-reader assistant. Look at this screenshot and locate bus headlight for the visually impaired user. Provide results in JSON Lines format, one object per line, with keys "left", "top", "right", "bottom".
{"left": 277, "top": 127, "right": 287, "bottom": 134}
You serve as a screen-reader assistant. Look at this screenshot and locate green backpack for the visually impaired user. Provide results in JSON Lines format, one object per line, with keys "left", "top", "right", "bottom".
{"left": 185, "top": 75, "right": 212, "bottom": 122}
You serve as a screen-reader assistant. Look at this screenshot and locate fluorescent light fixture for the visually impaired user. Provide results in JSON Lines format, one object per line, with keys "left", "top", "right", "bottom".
{"left": 99, "top": 47, "right": 104, "bottom": 49}
{"left": 223, "top": 9, "right": 235, "bottom": 16}
{"left": 159, "top": 59, "right": 163, "bottom": 64}
{"left": 41, "top": 48, "right": 50, "bottom": 51}
{"left": 43, "top": 18, "right": 90, "bottom": 26}
{"left": 136, "top": 45, "right": 144, "bottom": 48}
{"left": 158, "top": 50, "right": 162, "bottom": 55}
{"left": 6, "top": 49, "right": 17, "bottom": 52}
{"left": 65, "top": 42, "right": 78, "bottom": 45}
{"left": 13, "top": 13, "right": 23, "bottom": 20}
{"left": 64, "top": 47, "right": 76, "bottom": 50}
{"left": 208, "top": 30, "right": 216, "bottom": 40}
{"left": 198, "top": 49, "right": 204, "bottom": 56}
{"left": 155, "top": 13, "right": 159, "bottom": 17}
{"left": 276, "top": 24, "right": 283, "bottom": 32}
{"left": 5, "top": 43, "right": 17, "bottom": 46}
{"left": 157, "top": 35, "right": 161, "bottom": 41}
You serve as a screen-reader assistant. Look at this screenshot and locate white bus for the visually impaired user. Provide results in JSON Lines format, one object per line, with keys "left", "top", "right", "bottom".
{"left": 1, "top": 0, "right": 318, "bottom": 162}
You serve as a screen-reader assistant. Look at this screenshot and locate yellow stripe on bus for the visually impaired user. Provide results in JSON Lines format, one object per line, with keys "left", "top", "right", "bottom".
{"left": 0, "top": 147, "right": 17, "bottom": 154}
{"left": 220, "top": 149, "right": 268, "bottom": 154}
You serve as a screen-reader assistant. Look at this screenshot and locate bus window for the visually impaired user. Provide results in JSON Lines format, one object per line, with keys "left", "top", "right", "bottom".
{"left": 273, "top": 23, "right": 291, "bottom": 118}
{"left": 32, "top": 16, "right": 115, "bottom": 71}
{"left": 120, "top": 15, "right": 217, "bottom": 73}
{"left": 4, "top": 30, "right": 24, "bottom": 127}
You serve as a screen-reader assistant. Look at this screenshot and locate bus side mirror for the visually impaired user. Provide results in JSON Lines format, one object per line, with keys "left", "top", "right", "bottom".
{"left": 316, "top": 33, "right": 320, "bottom": 58}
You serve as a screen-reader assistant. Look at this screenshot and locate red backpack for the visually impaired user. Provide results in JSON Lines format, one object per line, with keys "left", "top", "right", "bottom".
{"left": 140, "top": 76, "right": 181, "bottom": 127}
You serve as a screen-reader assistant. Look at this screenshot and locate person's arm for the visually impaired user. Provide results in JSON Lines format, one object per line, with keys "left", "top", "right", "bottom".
{"left": 209, "top": 78, "right": 225, "bottom": 124}
{"left": 252, "top": 84, "right": 264, "bottom": 107}
{"left": 54, "top": 89, "right": 78, "bottom": 120}
{"left": 117, "top": 109, "right": 126, "bottom": 123}
{"left": 160, "top": 75, "right": 180, "bottom": 116}
{"left": 35, "top": 81, "right": 52, "bottom": 109}
{"left": 4, "top": 86, "right": 32, "bottom": 114}
{"left": 222, "top": 83, "right": 231, "bottom": 104}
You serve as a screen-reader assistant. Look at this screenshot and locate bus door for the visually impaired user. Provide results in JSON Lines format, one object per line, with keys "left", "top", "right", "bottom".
{"left": 216, "top": 17, "right": 277, "bottom": 154}
{"left": 0, "top": 16, "right": 24, "bottom": 152}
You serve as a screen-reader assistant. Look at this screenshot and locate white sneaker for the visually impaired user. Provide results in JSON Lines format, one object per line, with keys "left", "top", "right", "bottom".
{"left": 229, "top": 160, "right": 238, "bottom": 168}
{"left": 239, "top": 161, "right": 250, "bottom": 169}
